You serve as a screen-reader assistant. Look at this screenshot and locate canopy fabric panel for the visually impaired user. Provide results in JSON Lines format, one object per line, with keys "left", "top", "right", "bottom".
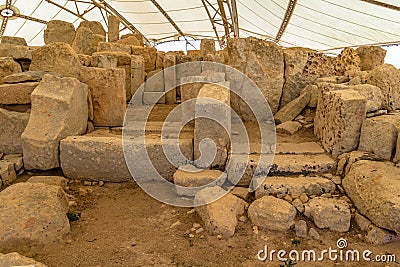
{"left": 1, "top": 0, "right": 400, "bottom": 51}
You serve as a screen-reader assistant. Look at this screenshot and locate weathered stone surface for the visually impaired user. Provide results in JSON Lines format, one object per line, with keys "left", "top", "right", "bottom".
{"left": 2, "top": 154, "right": 23, "bottom": 172}
{"left": 314, "top": 85, "right": 366, "bottom": 157}
{"left": 226, "top": 37, "right": 284, "bottom": 115}
{"left": 107, "top": 15, "right": 120, "bottom": 42}
{"left": 275, "top": 142, "right": 325, "bottom": 155}
{"left": 3, "top": 71, "right": 58, "bottom": 84}
{"left": 0, "top": 252, "right": 47, "bottom": 267}
{"left": 343, "top": 160, "right": 400, "bottom": 233}
{"left": 335, "top": 47, "right": 361, "bottom": 76}
{"left": 174, "top": 165, "right": 226, "bottom": 196}
{"left": 1, "top": 36, "right": 27, "bottom": 46}
{"left": 275, "top": 92, "right": 310, "bottom": 124}
{"left": 0, "top": 44, "right": 31, "bottom": 61}
{"left": 117, "top": 36, "right": 140, "bottom": 46}
{"left": 164, "top": 52, "right": 176, "bottom": 104}
{"left": 281, "top": 47, "right": 312, "bottom": 107}
{"left": 143, "top": 92, "right": 165, "bottom": 104}
{"left": 0, "top": 57, "right": 21, "bottom": 83}
{"left": 295, "top": 220, "right": 308, "bottom": 238}
{"left": 304, "top": 197, "right": 351, "bottom": 232}
{"left": 276, "top": 121, "right": 302, "bottom": 135}
{"left": 365, "top": 225, "right": 400, "bottom": 245}
{"left": 270, "top": 154, "right": 336, "bottom": 175}
{"left": 21, "top": 75, "right": 88, "bottom": 170}
{"left": 359, "top": 114, "right": 400, "bottom": 160}
{"left": 255, "top": 176, "right": 336, "bottom": 199}
{"left": 77, "top": 21, "right": 106, "bottom": 36}
{"left": 79, "top": 67, "right": 126, "bottom": 126}
{"left": 131, "top": 55, "right": 145, "bottom": 97}
{"left": 0, "top": 108, "right": 29, "bottom": 154}
{"left": 356, "top": 46, "right": 386, "bottom": 71}
{"left": 194, "top": 83, "right": 230, "bottom": 168}
{"left": 91, "top": 53, "right": 117, "bottom": 68}
{"left": 131, "top": 46, "right": 157, "bottom": 73}
{"left": 194, "top": 187, "right": 245, "bottom": 238}
{"left": 248, "top": 196, "right": 296, "bottom": 231}
{"left": 145, "top": 69, "right": 164, "bottom": 92}
{"left": 336, "top": 151, "right": 381, "bottom": 176}
{"left": 30, "top": 42, "right": 82, "bottom": 78}
{"left": 0, "top": 183, "right": 69, "bottom": 251}
{"left": 0, "top": 160, "right": 16, "bottom": 185}
{"left": 156, "top": 51, "right": 165, "bottom": 69}
{"left": 350, "top": 84, "right": 383, "bottom": 113}
{"left": 302, "top": 52, "right": 336, "bottom": 85}
{"left": 44, "top": 20, "right": 75, "bottom": 45}
{"left": 27, "top": 176, "right": 69, "bottom": 189}
{"left": 77, "top": 54, "right": 92, "bottom": 67}
{"left": 97, "top": 42, "right": 131, "bottom": 53}
{"left": 72, "top": 27, "right": 105, "bottom": 55}
{"left": 0, "top": 82, "right": 38, "bottom": 104}
{"left": 60, "top": 136, "right": 131, "bottom": 182}
{"left": 301, "top": 84, "right": 318, "bottom": 108}
{"left": 365, "top": 64, "right": 400, "bottom": 110}
{"left": 200, "top": 39, "right": 216, "bottom": 56}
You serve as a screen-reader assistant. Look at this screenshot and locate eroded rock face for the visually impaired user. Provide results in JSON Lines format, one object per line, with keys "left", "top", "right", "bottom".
{"left": 0, "top": 182, "right": 69, "bottom": 251}
{"left": 44, "top": 20, "right": 76, "bottom": 45}
{"left": 226, "top": 37, "right": 284, "bottom": 115}
{"left": 0, "top": 57, "right": 22, "bottom": 84}
{"left": 77, "top": 21, "right": 106, "bottom": 37}
{"left": 0, "top": 252, "right": 47, "bottom": 267}
{"left": 30, "top": 42, "right": 82, "bottom": 78}
{"left": 356, "top": 46, "right": 386, "bottom": 71}
{"left": 72, "top": 27, "right": 105, "bottom": 56}
{"left": 314, "top": 83, "right": 366, "bottom": 157}
{"left": 1, "top": 36, "right": 27, "bottom": 46}
{"left": 304, "top": 197, "right": 351, "bottom": 232}
{"left": 0, "top": 108, "right": 30, "bottom": 154}
{"left": 194, "top": 187, "right": 246, "bottom": 238}
{"left": 21, "top": 75, "right": 88, "bottom": 170}
{"left": 343, "top": 160, "right": 400, "bottom": 234}
{"left": 365, "top": 64, "right": 400, "bottom": 110}
{"left": 335, "top": 47, "right": 361, "bottom": 76}
{"left": 301, "top": 52, "right": 336, "bottom": 85}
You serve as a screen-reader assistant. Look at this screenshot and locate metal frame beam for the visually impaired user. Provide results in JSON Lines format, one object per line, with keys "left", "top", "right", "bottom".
{"left": 360, "top": 0, "right": 400, "bottom": 12}
{"left": 275, "top": 0, "right": 297, "bottom": 42}
{"left": 201, "top": 0, "right": 238, "bottom": 48}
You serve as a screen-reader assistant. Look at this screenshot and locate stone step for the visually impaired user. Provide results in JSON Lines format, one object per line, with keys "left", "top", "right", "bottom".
{"left": 60, "top": 134, "right": 193, "bottom": 182}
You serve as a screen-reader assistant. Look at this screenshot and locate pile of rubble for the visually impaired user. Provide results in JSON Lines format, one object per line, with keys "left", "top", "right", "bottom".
{"left": 0, "top": 16, "right": 399, "bottom": 259}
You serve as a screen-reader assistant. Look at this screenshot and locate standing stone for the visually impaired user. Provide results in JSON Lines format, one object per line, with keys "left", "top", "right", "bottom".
{"left": 1, "top": 36, "right": 27, "bottom": 46}
{"left": 72, "top": 27, "right": 106, "bottom": 55}
{"left": 131, "top": 55, "right": 145, "bottom": 97}
{"left": 194, "top": 83, "right": 230, "bottom": 169}
{"left": 132, "top": 46, "right": 157, "bottom": 73}
{"left": 30, "top": 42, "right": 82, "bottom": 78}
{"left": 314, "top": 84, "right": 366, "bottom": 157}
{"left": 200, "top": 39, "right": 216, "bottom": 56}
{"left": 0, "top": 108, "right": 29, "bottom": 154}
{"left": 108, "top": 15, "right": 120, "bottom": 42}
{"left": 274, "top": 92, "right": 310, "bottom": 124}
{"left": 44, "top": 20, "right": 75, "bottom": 45}
{"left": 365, "top": 64, "right": 400, "bottom": 110}
{"left": 304, "top": 197, "right": 351, "bottom": 232}
{"left": 194, "top": 187, "right": 246, "bottom": 238}
{"left": 0, "top": 183, "right": 69, "bottom": 251}
{"left": 21, "top": 75, "right": 88, "bottom": 170}
{"left": 359, "top": 114, "right": 400, "bottom": 161}
{"left": 79, "top": 67, "right": 126, "bottom": 126}
{"left": 335, "top": 47, "right": 361, "bottom": 76}
{"left": 248, "top": 196, "right": 297, "bottom": 231}
{"left": 156, "top": 51, "right": 165, "bottom": 69}
{"left": 0, "top": 160, "right": 16, "bottom": 185}
{"left": 164, "top": 52, "right": 176, "bottom": 104}
{"left": 356, "top": 46, "right": 386, "bottom": 71}
{"left": 0, "top": 82, "right": 38, "bottom": 104}
{"left": 227, "top": 37, "right": 284, "bottom": 115}
{"left": 145, "top": 69, "right": 164, "bottom": 92}
{"left": 343, "top": 160, "right": 400, "bottom": 234}
{"left": 281, "top": 47, "right": 312, "bottom": 107}
{"left": 77, "top": 21, "right": 106, "bottom": 37}
{"left": 0, "top": 57, "right": 22, "bottom": 84}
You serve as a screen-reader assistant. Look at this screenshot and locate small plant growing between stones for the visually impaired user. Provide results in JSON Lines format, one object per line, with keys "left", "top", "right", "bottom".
{"left": 280, "top": 259, "right": 297, "bottom": 267}
{"left": 66, "top": 212, "right": 81, "bottom": 222}
{"left": 291, "top": 238, "right": 301, "bottom": 246}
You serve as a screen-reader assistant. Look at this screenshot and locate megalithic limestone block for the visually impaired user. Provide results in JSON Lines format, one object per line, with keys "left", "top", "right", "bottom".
{"left": 108, "top": 15, "right": 120, "bottom": 42}
{"left": 21, "top": 75, "right": 88, "bottom": 170}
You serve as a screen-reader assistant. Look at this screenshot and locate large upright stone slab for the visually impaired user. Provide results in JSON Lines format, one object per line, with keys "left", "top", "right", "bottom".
{"left": 0, "top": 108, "right": 29, "bottom": 154}
{"left": 0, "top": 57, "right": 21, "bottom": 84}
{"left": 77, "top": 21, "right": 106, "bottom": 36}
{"left": 359, "top": 114, "right": 400, "bottom": 161}
{"left": 356, "top": 46, "right": 386, "bottom": 71}
{"left": 195, "top": 83, "right": 230, "bottom": 168}
{"left": 366, "top": 64, "right": 400, "bottom": 110}
{"left": 227, "top": 37, "right": 284, "bottom": 115}
{"left": 72, "top": 27, "right": 105, "bottom": 55}
{"left": 200, "top": 39, "right": 216, "bottom": 56}
{"left": 30, "top": 42, "right": 82, "bottom": 78}
{"left": 21, "top": 75, "right": 88, "bottom": 170}
{"left": 343, "top": 160, "right": 400, "bottom": 234}
{"left": 131, "top": 46, "right": 157, "bottom": 73}
{"left": 314, "top": 84, "right": 366, "bottom": 157}
{"left": 79, "top": 67, "right": 126, "bottom": 126}
{"left": 0, "top": 182, "right": 69, "bottom": 251}
{"left": 131, "top": 55, "right": 145, "bottom": 97}
{"left": 107, "top": 15, "right": 120, "bottom": 42}
{"left": 164, "top": 52, "right": 176, "bottom": 104}
{"left": 44, "top": 20, "right": 75, "bottom": 45}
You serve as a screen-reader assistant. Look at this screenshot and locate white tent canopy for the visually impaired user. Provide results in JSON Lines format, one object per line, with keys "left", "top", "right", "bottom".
{"left": 1, "top": 0, "right": 400, "bottom": 52}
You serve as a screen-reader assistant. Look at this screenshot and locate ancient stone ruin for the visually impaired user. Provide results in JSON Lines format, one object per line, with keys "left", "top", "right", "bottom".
{"left": 0, "top": 18, "right": 399, "bottom": 266}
